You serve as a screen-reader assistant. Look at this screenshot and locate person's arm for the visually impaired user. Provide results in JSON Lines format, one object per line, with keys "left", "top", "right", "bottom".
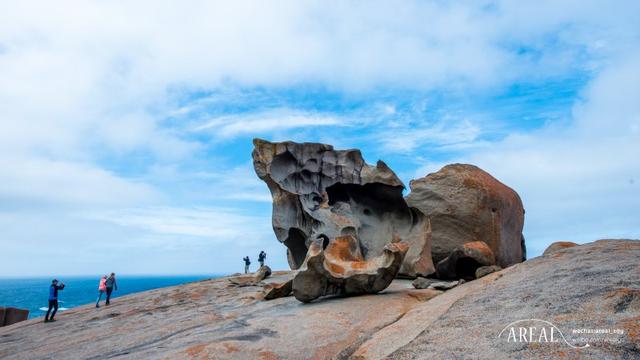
{"left": 114, "top": 279, "right": 118, "bottom": 291}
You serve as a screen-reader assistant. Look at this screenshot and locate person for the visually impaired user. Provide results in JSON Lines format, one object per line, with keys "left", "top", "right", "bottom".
{"left": 105, "top": 273, "right": 118, "bottom": 305}
{"left": 96, "top": 275, "right": 107, "bottom": 308}
{"left": 258, "top": 251, "right": 266, "bottom": 267}
{"left": 45, "top": 279, "right": 65, "bottom": 323}
{"left": 243, "top": 256, "right": 251, "bottom": 274}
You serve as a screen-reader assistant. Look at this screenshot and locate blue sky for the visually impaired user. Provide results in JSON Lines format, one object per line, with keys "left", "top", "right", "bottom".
{"left": 1, "top": 1, "right": 639, "bottom": 276}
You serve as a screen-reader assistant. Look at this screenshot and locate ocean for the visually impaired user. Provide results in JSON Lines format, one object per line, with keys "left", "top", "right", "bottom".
{"left": 0, "top": 275, "right": 218, "bottom": 319}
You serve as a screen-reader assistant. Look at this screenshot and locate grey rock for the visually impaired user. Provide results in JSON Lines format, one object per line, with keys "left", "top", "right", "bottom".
{"left": 427, "top": 280, "right": 460, "bottom": 290}
{"left": 252, "top": 139, "right": 434, "bottom": 277}
{"left": 475, "top": 265, "right": 502, "bottom": 278}
{"left": 292, "top": 235, "right": 409, "bottom": 302}
{"left": 411, "top": 277, "right": 438, "bottom": 289}
{"left": 406, "top": 163, "right": 525, "bottom": 268}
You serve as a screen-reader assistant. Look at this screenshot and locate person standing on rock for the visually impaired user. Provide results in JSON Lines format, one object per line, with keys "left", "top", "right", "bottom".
{"left": 96, "top": 275, "right": 107, "bottom": 308}
{"left": 258, "top": 251, "right": 266, "bottom": 267}
{"left": 105, "top": 273, "right": 118, "bottom": 305}
{"left": 243, "top": 256, "right": 251, "bottom": 273}
{"left": 45, "top": 279, "right": 65, "bottom": 323}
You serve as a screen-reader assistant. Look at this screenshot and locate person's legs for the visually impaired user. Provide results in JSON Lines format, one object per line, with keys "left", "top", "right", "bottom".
{"left": 105, "top": 287, "right": 113, "bottom": 305}
{"left": 244, "top": 264, "right": 249, "bottom": 273}
{"left": 96, "top": 291, "right": 103, "bottom": 307}
{"left": 45, "top": 300, "right": 54, "bottom": 321}
{"left": 49, "top": 300, "right": 59, "bottom": 321}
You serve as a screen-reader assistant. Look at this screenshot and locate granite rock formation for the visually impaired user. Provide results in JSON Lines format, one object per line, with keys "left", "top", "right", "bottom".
{"left": 1, "top": 239, "right": 637, "bottom": 360}
{"left": 435, "top": 241, "right": 497, "bottom": 280}
{"left": 252, "top": 139, "right": 434, "bottom": 277}
{"left": 406, "top": 163, "right": 526, "bottom": 268}
{"left": 543, "top": 241, "right": 578, "bottom": 256}
{"left": 292, "top": 235, "right": 408, "bottom": 302}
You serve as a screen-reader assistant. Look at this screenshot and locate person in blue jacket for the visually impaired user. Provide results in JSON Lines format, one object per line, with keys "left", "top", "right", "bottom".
{"left": 45, "top": 279, "right": 65, "bottom": 323}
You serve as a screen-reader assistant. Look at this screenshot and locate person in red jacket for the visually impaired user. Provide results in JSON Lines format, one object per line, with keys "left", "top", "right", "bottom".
{"left": 96, "top": 275, "right": 107, "bottom": 308}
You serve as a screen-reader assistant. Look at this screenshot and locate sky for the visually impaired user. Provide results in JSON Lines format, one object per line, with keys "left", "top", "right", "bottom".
{"left": 1, "top": 1, "right": 639, "bottom": 276}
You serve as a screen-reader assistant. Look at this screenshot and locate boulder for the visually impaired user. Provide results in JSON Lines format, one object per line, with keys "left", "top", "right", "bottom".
{"left": 406, "top": 163, "right": 525, "bottom": 268}
{"left": 292, "top": 235, "right": 408, "bottom": 302}
{"left": 475, "top": 265, "right": 502, "bottom": 279}
{"left": 543, "top": 241, "right": 578, "bottom": 256}
{"left": 228, "top": 265, "right": 272, "bottom": 286}
{"left": 0, "top": 307, "right": 5, "bottom": 327}
{"left": 428, "top": 280, "right": 461, "bottom": 291}
{"left": 263, "top": 279, "right": 293, "bottom": 300}
{"left": 436, "top": 241, "right": 496, "bottom": 280}
{"left": 252, "top": 139, "right": 434, "bottom": 277}
{"left": 2, "top": 307, "right": 29, "bottom": 327}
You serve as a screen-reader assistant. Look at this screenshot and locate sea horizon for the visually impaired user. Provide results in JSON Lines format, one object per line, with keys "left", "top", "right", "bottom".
{"left": 0, "top": 274, "right": 224, "bottom": 319}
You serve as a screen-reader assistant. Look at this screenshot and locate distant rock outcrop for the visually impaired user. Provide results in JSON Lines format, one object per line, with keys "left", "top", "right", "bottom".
{"left": 252, "top": 139, "right": 434, "bottom": 278}
{"left": 406, "top": 164, "right": 526, "bottom": 268}
{"left": 543, "top": 241, "right": 578, "bottom": 256}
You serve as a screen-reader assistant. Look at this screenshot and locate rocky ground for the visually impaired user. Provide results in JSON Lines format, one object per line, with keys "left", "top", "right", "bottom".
{"left": 1, "top": 240, "right": 638, "bottom": 360}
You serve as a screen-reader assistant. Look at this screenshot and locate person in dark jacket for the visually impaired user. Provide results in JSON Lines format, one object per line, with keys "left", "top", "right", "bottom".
{"left": 105, "top": 273, "right": 118, "bottom": 305}
{"left": 258, "top": 251, "right": 266, "bottom": 267}
{"left": 243, "top": 256, "right": 251, "bottom": 274}
{"left": 45, "top": 279, "right": 65, "bottom": 323}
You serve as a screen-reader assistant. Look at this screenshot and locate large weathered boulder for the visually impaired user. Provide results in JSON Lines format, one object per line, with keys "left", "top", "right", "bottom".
{"left": 292, "top": 235, "right": 408, "bottom": 302}
{"left": 406, "top": 163, "right": 525, "bottom": 268}
{"left": 252, "top": 139, "right": 434, "bottom": 277}
{"left": 435, "top": 241, "right": 496, "bottom": 280}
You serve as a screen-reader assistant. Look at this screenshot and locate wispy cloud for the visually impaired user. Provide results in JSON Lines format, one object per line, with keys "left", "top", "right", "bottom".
{"left": 194, "top": 108, "right": 345, "bottom": 138}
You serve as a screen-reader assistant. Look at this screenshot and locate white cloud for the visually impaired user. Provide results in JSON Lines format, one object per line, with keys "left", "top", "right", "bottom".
{"left": 195, "top": 109, "right": 344, "bottom": 139}
{"left": 412, "top": 52, "right": 640, "bottom": 256}
{"left": 1, "top": 1, "right": 639, "bottom": 275}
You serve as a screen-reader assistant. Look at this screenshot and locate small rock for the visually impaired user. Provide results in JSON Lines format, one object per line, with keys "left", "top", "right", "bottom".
{"left": 543, "top": 241, "right": 578, "bottom": 256}
{"left": 263, "top": 279, "right": 293, "bottom": 300}
{"left": 407, "top": 289, "right": 443, "bottom": 302}
{"left": 475, "top": 265, "right": 502, "bottom": 279}
{"left": 412, "top": 277, "right": 438, "bottom": 289}
{"left": 428, "top": 280, "right": 460, "bottom": 291}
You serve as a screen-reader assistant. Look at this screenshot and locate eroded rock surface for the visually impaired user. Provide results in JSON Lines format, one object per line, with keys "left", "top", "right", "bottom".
{"left": 292, "top": 235, "right": 408, "bottom": 302}
{"left": 1, "top": 240, "right": 637, "bottom": 360}
{"left": 252, "top": 139, "right": 433, "bottom": 277}
{"left": 406, "top": 164, "right": 526, "bottom": 268}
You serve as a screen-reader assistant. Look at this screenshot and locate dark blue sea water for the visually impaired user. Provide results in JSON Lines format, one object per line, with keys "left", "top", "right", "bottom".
{"left": 0, "top": 275, "right": 218, "bottom": 319}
